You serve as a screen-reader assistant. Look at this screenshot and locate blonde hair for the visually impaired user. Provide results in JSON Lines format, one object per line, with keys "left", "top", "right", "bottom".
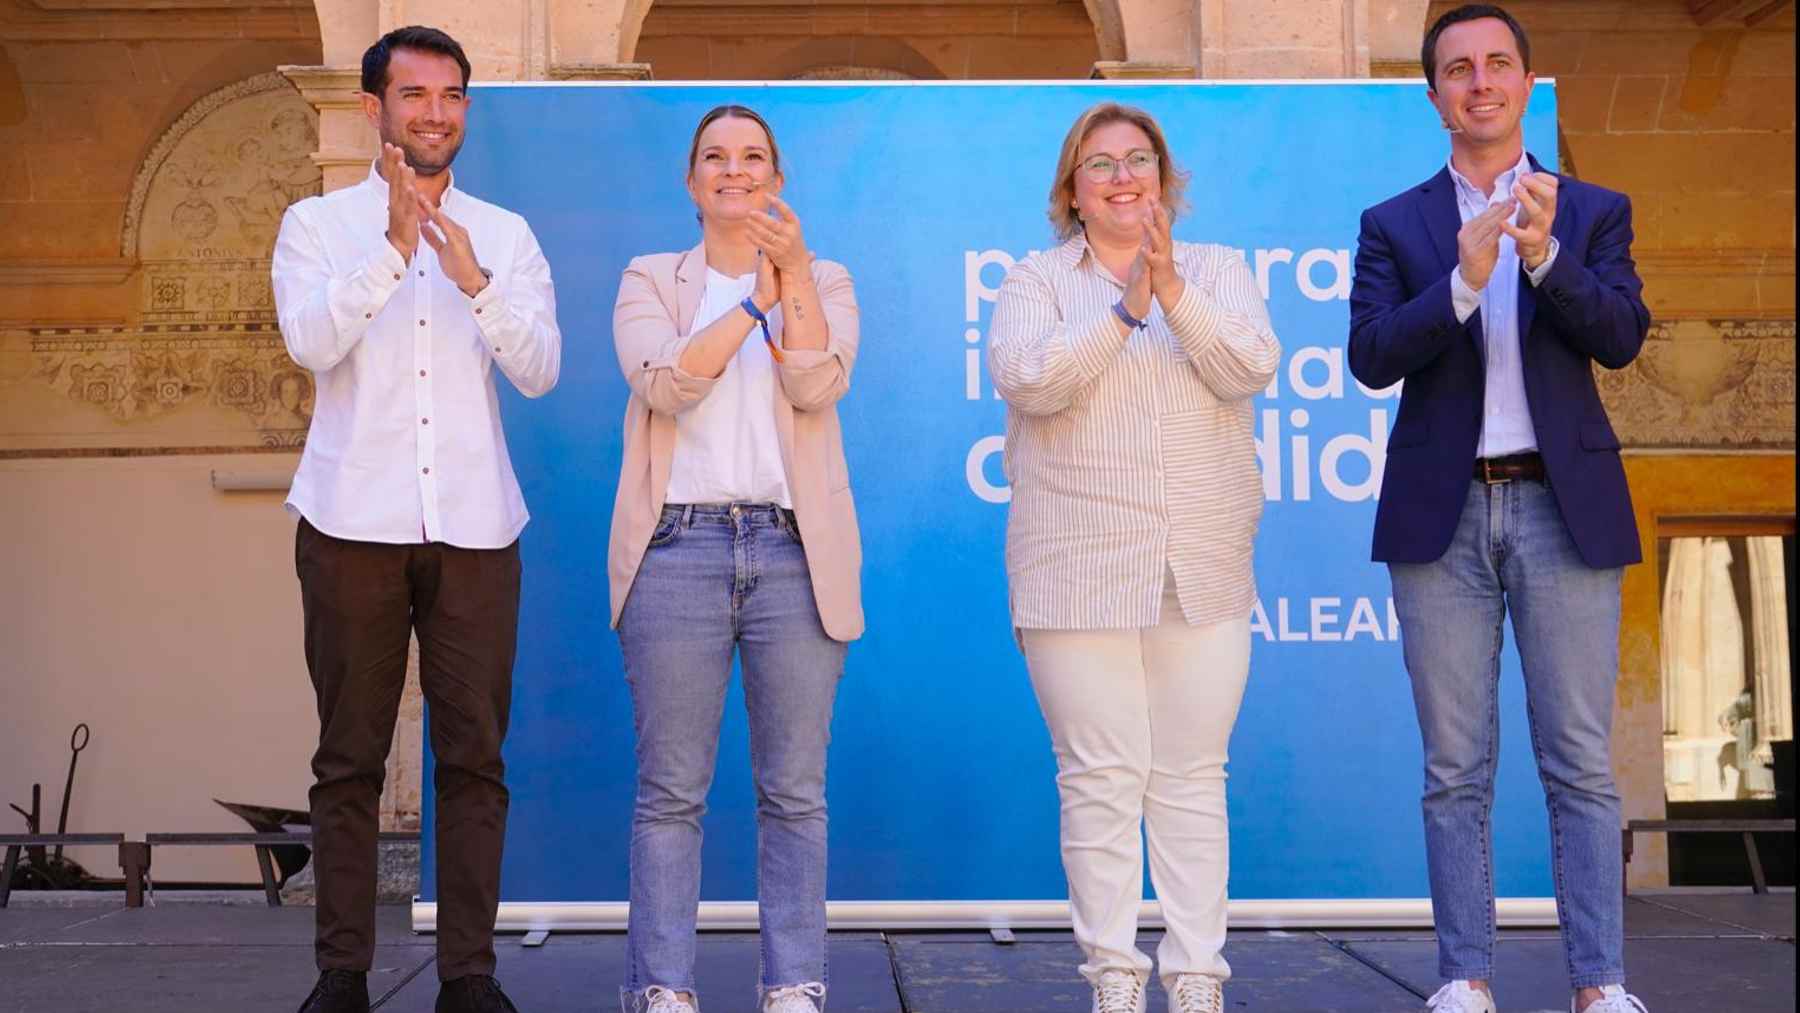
{"left": 1047, "top": 102, "right": 1190, "bottom": 241}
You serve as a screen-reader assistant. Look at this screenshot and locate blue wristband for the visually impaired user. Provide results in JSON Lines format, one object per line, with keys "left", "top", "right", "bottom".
{"left": 740, "top": 296, "right": 771, "bottom": 339}
{"left": 1112, "top": 300, "right": 1146, "bottom": 330}
{"left": 740, "top": 296, "right": 783, "bottom": 362}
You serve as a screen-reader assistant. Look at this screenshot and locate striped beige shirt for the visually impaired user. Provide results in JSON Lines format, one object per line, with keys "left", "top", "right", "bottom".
{"left": 989, "top": 233, "right": 1281, "bottom": 630}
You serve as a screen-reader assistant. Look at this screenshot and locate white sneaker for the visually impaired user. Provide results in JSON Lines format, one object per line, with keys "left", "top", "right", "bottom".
{"left": 1425, "top": 981, "right": 1496, "bottom": 1013}
{"left": 1577, "top": 985, "right": 1648, "bottom": 1013}
{"left": 763, "top": 981, "right": 826, "bottom": 1013}
{"left": 1091, "top": 970, "right": 1147, "bottom": 1013}
{"left": 644, "top": 985, "right": 698, "bottom": 1013}
{"left": 1169, "top": 974, "right": 1225, "bottom": 1013}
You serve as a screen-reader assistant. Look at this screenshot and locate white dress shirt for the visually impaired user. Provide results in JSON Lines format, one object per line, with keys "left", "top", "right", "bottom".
{"left": 272, "top": 163, "right": 561, "bottom": 548}
{"left": 665, "top": 268, "right": 793, "bottom": 508}
{"left": 1446, "top": 150, "right": 1559, "bottom": 458}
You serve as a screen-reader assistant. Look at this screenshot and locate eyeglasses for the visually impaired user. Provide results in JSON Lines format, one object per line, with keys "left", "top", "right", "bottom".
{"left": 1078, "top": 149, "right": 1159, "bottom": 184}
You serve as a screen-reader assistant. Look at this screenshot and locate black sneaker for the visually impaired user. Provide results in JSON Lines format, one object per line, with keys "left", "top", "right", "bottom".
{"left": 296, "top": 969, "right": 370, "bottom": 1013}
{"left": 436, "top": 974, "right": 522, "bottom": 1013}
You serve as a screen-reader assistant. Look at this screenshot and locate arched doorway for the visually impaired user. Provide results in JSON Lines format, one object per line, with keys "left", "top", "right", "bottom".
{"left": 627, "top": 0, "right": 1106, "bottom": 79}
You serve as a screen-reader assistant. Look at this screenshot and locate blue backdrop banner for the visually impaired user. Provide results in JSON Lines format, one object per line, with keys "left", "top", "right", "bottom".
{"left": 422, "top": 80, "right": 1562, "bottom": 906}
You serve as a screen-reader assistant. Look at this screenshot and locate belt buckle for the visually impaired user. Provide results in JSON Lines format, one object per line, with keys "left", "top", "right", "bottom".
{"left": 1482, "top": 458, "right": 1510, "bottom": 485}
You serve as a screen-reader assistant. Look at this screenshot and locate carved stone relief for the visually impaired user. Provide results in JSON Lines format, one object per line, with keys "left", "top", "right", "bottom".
{"left": 1, "top": 72, "right": 321, "bottom": 455}
{"left": 1597, "top": 319, "right": 1797, "bottom": 450}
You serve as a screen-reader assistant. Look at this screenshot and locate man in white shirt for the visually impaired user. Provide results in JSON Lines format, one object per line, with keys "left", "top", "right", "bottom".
{"left": 271, "top": 25, "right": 560, "bottom": 1013}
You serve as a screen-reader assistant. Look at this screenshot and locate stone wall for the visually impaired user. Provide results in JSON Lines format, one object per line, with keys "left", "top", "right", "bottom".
{"left": 2, "top": 0, "right": 1792, "bottom": 891}
{"left": 0, "top": 0, "right": 326, "bottom": 885}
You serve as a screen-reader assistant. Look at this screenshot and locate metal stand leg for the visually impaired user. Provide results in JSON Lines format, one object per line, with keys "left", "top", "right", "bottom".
{"left": 0, "top": 845, "right": 18, "bottom": 909}
{"left": 1743, "top": 832, "right": 1768, "bottom": 894}
{"left": 255, "top": 845, "right": 281, "bottom": 907}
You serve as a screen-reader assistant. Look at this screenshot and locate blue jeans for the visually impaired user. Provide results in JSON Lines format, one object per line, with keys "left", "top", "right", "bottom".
{"left": 1389, "top": 479, "right": 1626, "bottom": 990}
{"left": 617, "top": 503, "right": 847, "bottom": 1008}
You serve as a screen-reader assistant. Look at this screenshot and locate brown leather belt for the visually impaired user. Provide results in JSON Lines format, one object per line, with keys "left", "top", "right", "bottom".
{"left": 1475, "top": 452, "right": 1546, "bottom": 484}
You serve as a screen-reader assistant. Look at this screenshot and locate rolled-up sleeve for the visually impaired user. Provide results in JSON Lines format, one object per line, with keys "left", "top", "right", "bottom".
{"left": 1164, "top": 247, "right": 1281, "bottom": 402}
{"left": 776, "top": 260, "right": 859, "bottom": 412}
{"left": 987, "top": 256, "right": 1127, "bottom": 417}
{"left": 612, "top": 257, "right": 720, "bottom": 416}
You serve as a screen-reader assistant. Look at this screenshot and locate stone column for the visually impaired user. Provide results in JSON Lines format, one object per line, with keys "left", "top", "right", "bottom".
{"left": 1095, "top": 0, "right": 1418, "bottom": 81}
{"left": 1701, "top": 539, "right": 1747, "bottom": 734}
{"left": 286, "top": 0, "right": 648, "bottom": 194}
{"left": 1661, "top": 536, "right": 1702, "bottom": 737}
{"left": 1662, "top": 537, "right": 1751, "bottom": 801}
{"left": 1746, "top": 536, "right": 1792, "bottom": 767}
{"left": 1194, "top": 0, "right": 1373, "bottom": 78}
{"left": 279, "top": 66, "right": 373, "bottom": 193}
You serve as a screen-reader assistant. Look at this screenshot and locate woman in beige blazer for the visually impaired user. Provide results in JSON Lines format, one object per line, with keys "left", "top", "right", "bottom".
{"left": 607, "top": 104, "right": 861, "bottom": 1013}
{"left": 988, "top": 102, "right": 1281, "bottom": 1013}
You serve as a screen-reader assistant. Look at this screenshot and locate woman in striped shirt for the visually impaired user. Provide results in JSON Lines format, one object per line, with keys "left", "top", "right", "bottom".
{"left": 988, "top": 102, "right": 1281, "bottom": 1013}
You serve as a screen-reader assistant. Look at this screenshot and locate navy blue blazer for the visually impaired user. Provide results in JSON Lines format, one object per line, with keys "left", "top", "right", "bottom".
{"left": 1347, "top": 155, "right": 1651, "bottom": 569}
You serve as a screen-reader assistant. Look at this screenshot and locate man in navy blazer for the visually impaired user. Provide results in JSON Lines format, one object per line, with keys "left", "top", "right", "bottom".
{"left": 1347, "top": 6, "right": 1651, "bottom": 1013}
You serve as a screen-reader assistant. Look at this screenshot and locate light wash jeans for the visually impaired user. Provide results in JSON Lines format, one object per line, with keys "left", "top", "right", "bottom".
{"left": 1389, "top": 478, "right": 1626, "bottom": 989}
{"left": 1020, "top": 575, "right": 1252, "bottom": 992}
{"left": 617, "top": 503, "right": 847, "bottom": 1011}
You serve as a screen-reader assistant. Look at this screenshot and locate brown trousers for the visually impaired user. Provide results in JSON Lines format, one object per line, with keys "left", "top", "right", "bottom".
{"left": 295, "top": 518, "right": 519, "bottom": 981}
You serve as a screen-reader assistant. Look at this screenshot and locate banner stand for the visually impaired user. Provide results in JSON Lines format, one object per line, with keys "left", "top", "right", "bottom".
{"left": 412, "top": 898, "right": 1558, "bottom": 933}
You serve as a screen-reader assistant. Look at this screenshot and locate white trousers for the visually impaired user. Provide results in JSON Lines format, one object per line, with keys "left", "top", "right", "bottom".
{"left": 1021, "top": 584, "right": 1251, "bottom": 989}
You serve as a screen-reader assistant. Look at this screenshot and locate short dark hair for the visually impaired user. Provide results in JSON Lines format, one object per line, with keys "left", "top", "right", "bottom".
{"left": 1421, "top": 4, "right": 1531, "bottom": 90}
{"left": 361, "top": 26, "right": 472, "bottom": 98}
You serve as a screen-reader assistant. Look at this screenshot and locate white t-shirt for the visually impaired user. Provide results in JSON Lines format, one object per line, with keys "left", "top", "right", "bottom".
{"left": 665, "top": 268, "right": 794, "bottom": 508}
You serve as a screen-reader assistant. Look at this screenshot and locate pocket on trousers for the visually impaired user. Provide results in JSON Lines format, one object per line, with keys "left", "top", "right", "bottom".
{"left": 777, "top": 510, "right": 805, "bottom": 547}
{"left": 647, "top": 515, "right": 684, "bottom": 549}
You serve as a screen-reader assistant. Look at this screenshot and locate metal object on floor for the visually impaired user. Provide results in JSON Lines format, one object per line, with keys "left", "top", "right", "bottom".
{"left": 52, "top": 723, "right": 90, "bottom": 862}
{"left": 138, "top": 831, "right": 420, "bottom": 908}
{"left": 1621, "top": 818, "right": 1798, "bottom": 894}
{"left": 213, "top": 799, "right": 312, "bottom": 887}
{"left": 0, "top": 834, "right": 125, "bottom": 908}
{"left": 6, "top": 727, "right": 107, "bottom": 899}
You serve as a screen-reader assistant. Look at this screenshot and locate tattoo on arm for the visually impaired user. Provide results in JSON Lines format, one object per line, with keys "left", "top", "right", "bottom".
{"left": 791, "top": 298, "right": 804, "bottom": 321}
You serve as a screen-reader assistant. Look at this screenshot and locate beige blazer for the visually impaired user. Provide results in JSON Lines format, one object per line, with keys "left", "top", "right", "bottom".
{"left": 607, "top": 242, "right": 864, "bottom": 641}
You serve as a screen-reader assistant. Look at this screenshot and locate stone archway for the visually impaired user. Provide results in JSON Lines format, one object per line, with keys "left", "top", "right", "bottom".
{"left": 7, "top": 72, "right": 322, "bottom": 449}
{"left": 626, "top": 0, "right": 1105, "bottom": 79}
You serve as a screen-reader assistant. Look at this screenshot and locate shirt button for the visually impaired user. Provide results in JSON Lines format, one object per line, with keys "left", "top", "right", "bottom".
{"left": 393, "top": 273, "right": 401, "bottom": 280}
{"left": 418, "top": 319, "right": 426, "bottom": 326}
{"left": 422, "top": 467, "right": 430, "bottom": 475}
{"left": 475, "top": 308, "right": 483, "bottom": 315}
{"left": 419, "top": 369, "right": 427, "bottom": 377}
{"left": 419, "top": 270, "right": 425, "bottom": 277}
{"left": 421, "top": 418, "right": 429, "bottom": 425}
{"left": 494, "top": 346, "right": 503, "bottom": 353}
{"left": 364, "top": 312, "right": 372, "bottom": 319}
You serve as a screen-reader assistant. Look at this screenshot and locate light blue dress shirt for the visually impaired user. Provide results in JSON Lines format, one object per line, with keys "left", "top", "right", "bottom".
{"left": 1447, "top": 150, "right": 1560, "bottom": 458}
